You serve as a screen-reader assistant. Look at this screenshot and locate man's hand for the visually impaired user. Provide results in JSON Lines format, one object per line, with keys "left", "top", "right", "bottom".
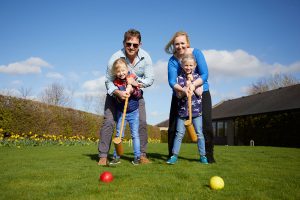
{"left": 127, "top": 77, "right": 139, "bottom": 87}
{"left": 113, "top": 89, "right": 130, "bottom": 100}
{"left": 126, "top": 85, "right": 133, "bottom": 94}
{"left": 138, "top": 83, "right": 144, "bottom": 88}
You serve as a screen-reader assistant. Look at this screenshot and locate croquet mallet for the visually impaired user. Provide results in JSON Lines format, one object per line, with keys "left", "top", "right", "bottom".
{"left": 184, "top": 78, "right": 198, "bottom": 142}
{"left": 112, "top": 97, "right": 128, "bottom": 156}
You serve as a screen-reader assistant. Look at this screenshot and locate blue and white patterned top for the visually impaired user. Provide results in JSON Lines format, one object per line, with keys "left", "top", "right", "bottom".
{"left": 177, "top": 71, "right": 202, "bottom": 118}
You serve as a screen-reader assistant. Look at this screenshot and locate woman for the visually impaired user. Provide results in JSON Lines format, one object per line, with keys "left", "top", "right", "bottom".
{"left": 165, "top": 31, "right": 216, "bottom": 163}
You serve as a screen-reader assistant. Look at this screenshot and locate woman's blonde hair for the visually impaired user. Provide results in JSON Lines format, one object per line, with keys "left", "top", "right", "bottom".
{"left": 164, "top": 31, "right": 191, "bottom": 54}
{"left": 112, "top": 58, "right": 128, "bottom": 75}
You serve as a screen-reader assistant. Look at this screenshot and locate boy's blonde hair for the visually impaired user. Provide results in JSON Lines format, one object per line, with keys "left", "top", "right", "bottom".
{"left": 112, "top": 58, "right": 128, "bottom": 75}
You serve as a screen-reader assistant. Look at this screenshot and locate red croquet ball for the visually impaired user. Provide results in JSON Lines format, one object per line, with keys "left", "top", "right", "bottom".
{"left": 99, "top": 171, "right": 114, "bottom": 183}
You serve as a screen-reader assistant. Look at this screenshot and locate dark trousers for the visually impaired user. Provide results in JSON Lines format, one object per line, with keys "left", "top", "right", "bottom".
{"left": 98, "top": 94, "right": 147, "bottom": 158}
{"left": 168, "top": 91, "right": 215, "bottom": 163}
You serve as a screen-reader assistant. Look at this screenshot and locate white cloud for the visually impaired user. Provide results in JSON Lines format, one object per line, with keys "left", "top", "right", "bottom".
{"left": 153, "top": 60, "right": 168, "bottom": 84}
{"left": 46, "top": 72, "right": 64, "bottom": 79}
{"left": 0, "top": 57, "right": 51, "bottom": 75}
{"left": 81, "top": 76, "right": 106, "bottom": 96}
{"left": 203, "top": 49, "right": 300, "bottom": 80}
{"left": 82, "top": 76, "right": 105, "bottom": 91}
{"left": 270, "top": 61, "right": 300, "bottom": 75}
{"left": 200, "top": 49, "right": 300, "bottom": 105}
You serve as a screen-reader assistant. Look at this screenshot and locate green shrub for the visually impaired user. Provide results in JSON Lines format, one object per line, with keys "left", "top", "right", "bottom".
{"left": 0, "top": 95, "right": 162, "bottom": 140}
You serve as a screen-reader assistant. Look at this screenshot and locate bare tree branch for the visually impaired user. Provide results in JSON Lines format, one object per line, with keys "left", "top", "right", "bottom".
{"left": 19, "top": 87, "right": 32, "bottom": 99}
{"left": 247, "top": 73, "right": 299, "bottom": 95}
{"left": 40, "top": 83, "right": 72, "bottom": 106}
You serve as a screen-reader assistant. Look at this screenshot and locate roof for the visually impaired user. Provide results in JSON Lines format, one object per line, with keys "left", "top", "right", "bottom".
{"left": 212, "top": 84, "right": 300, "bottom": 119}
{"left": 156, "top": 84, "right": 300, "bottom": 127}
{"left": 156, "top": 119, "right": 169, "bottom": 128}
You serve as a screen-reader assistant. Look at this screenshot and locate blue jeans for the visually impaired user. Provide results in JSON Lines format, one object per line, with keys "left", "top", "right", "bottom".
{"left": 172, "top": 116, "right": 206, "bottom": 156}
{"left": 113, "top": 109, "right": 141, "bottom": 159}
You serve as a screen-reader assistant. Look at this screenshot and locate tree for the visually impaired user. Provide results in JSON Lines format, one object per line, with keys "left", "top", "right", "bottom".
{"left": 93, "top": 93, "right": 106, "bottom": 115}
{"left": 81, "top": 92, "right": 105, "bottom": 115}
{"left": 247, "top": 73, "right": 299, "bottom": 95}
{"left": 82, "top": 94, "right": 94, "bottom": 112}
{"left": 18, "top": 87, "right": 32, "bottom": 99}
{"left": 40, "top": 83, "right": 72, "bottom": 106}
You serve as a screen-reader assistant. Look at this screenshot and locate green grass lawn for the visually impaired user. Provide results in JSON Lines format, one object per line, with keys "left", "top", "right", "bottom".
{"left": 0, "top": 144, "right": 299, "bottom": 200}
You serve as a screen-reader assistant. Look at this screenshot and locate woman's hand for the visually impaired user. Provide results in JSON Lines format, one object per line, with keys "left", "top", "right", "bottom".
{"left": 184, "top": 82, "right": 195, "bottom": 97}
{"left": 174, "top": 84, "right": 186, "bottom": 98}
{"left": 187, "top": 74, "right": 193, "bottom": 81}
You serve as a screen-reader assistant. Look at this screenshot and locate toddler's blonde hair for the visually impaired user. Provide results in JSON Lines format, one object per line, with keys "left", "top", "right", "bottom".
{"left": 112, "top": 58, "right": 128, "bottom": 75}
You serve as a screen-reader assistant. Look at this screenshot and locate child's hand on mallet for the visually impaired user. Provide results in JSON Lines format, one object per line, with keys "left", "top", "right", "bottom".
{"left": 126, "top": 84, "right": 133, "bottom": 95}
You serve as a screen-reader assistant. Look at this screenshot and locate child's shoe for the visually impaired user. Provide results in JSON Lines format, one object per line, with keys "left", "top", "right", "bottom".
{"left": 109, "top": 157, "right": 121, "bottom": 165}
{"left": 200, "top": 156, "right": 208, "bottom": 164}
{"left": 166, "top": 155, "right": 178, "bottom": 165}
{"left": 131, "top": 157, "right": 141, "bottom": 165}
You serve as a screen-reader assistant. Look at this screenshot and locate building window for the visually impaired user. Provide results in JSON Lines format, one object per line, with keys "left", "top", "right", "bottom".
{"left": 212, "top": 120, "right": 228, "bottom": 137}
{"left": 217, "top": 121, "right": 225, "bottom": 137}
{"left": 212, "top": 121, "right": 217, "bottom": 136}
{"left": 234, "top": 120, "right": 238, "bottom": 137}
{"left": 224, "top": 122, "right": 228, "bottom": 136}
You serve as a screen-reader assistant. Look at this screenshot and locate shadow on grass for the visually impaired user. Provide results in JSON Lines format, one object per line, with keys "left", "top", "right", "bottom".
{"left": 83, "top": 153, "right": 137, "bottom": 164}
{"left": 147, "top": 152, "right": 168, "bottom": 161}
{"left": 145, "top": 153, "right": 199, "bottom": 163}
{"left": 178, "top": 156, "right": 199, "bottom": 162}
{"left": 84, "top": 152, "right": 199, "bottom": 165}
{"left": 84, "top": 153, "right": 99, "bottom": 161}
{"left": 204, "top": 184, "right": 211, "bottom": 189}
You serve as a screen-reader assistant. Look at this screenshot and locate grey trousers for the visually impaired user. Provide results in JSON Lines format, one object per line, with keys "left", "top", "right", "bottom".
{"left": 98, "top": 94, "right": 147, "bottom": 158}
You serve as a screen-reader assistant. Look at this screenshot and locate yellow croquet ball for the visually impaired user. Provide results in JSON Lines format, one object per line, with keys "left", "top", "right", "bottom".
{"left": 209, "top": 176, "right": 224, "bottom": 190}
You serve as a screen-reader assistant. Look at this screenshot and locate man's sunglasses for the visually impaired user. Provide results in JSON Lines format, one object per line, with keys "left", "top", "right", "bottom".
{"left": 126, "top": 42, "right": 139, "bottom": 48}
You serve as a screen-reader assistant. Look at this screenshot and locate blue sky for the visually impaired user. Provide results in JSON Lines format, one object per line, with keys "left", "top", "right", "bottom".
{"left": 1, "top": 0, "right": 300, "bottom": 125}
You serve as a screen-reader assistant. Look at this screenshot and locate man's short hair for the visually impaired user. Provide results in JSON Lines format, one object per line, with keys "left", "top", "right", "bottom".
{"left": 123, "top": 29, "right": 141, "bottom": 43}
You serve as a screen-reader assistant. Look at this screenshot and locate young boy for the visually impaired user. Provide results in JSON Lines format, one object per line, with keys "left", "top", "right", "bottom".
{"left": 167, "top": 54, "right": 208, "bottom": 164}
{"left": 110, "top": 58, "right": 142, "bottom": 165}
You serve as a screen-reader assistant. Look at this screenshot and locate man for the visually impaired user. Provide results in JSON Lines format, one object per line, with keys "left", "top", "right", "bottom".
{"left": 98, "top": 29, "right": 154, "bottom": 165}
